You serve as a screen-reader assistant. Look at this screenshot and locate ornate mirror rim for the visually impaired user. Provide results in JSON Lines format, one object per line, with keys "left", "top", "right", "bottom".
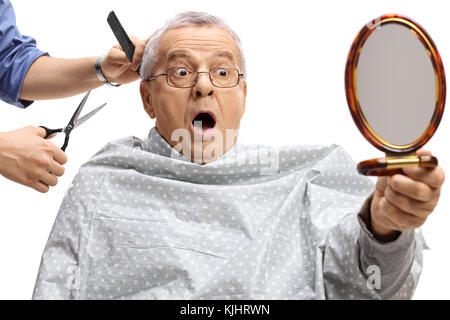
{"left": 345, "top": 14, "right": 446, "bottom": 154}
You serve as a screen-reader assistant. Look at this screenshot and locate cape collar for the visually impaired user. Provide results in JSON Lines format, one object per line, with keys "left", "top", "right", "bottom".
{"left": 143, "top": 126, "right": 239, "bottom": 165}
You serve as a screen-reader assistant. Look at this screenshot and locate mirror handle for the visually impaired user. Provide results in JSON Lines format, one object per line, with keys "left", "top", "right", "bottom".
{"left": 357, "top": 155, "right": 438, "bottom": 176}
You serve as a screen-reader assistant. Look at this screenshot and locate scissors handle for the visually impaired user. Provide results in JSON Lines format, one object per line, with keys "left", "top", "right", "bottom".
{"left": 39, "top": 126, "right": 69, "bottom": 151}
{"left": 39, "top": 126, "right": 62, "bottom": 139}
{"left": 61, "top": 135, "right": 70, "bottom": 152}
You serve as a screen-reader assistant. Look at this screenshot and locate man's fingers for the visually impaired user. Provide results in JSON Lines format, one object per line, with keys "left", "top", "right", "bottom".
{"left": 402, "top": 165, "right": 445, "bottom": 189}
{"left": 388, "top": 173, "right": 434, "bottom": 201}
{"left": 415, "top": 149, "right": 432, "bottom": 157}
{"left": 379, "top": 197, "right": 424, "bottom": 231}
{"left": 401, "top": 149, "right": 444, "bottom": 188}
{"left": 375, "top": 176, "right": 389, "bottom": 194}
{"left": 384, "top": 185, "right": 435, "bottom": 218}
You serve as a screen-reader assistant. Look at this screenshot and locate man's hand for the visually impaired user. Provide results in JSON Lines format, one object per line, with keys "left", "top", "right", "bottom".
{"left": 370, "top": 149, "right": 445, "bottom": 242}
{"left": 101, "top": 36, "right": 148, "bottom": 84}
{"left": 0, "top": 126, "right": 67, "bottom": 193}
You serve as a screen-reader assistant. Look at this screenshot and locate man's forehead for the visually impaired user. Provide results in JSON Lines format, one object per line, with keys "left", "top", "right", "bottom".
{"left": 159, "top": 26, "right": 240, "bottom": 63}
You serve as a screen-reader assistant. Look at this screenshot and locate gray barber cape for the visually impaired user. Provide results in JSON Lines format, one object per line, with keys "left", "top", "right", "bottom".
{"left": 32, "top": 126, "right": 427, "bottom": 300}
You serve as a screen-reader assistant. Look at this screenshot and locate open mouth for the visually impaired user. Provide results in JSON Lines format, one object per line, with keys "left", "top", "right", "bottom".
{"left": 191, "top": 111, "right": 216, "bottom": 134}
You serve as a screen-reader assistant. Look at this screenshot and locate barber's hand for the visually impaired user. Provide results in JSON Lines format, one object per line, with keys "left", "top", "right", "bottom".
{"left": 101, "top": 36, "right": 148, "bottom": 84}
{"left": 369, "top": 149, "right": 445, "bottom": 242}
{"left": 0, "top": 126, "right": 67, "bottom": 193}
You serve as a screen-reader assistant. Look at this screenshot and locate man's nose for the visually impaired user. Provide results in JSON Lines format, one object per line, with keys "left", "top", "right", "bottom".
{"left": 193, "top": 72, "right": 214, "bottom": 97}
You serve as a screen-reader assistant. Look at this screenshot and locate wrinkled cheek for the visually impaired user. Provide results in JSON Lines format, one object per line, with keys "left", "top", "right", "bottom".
{"left": 157, "top": 92, "right": 190, "bottom": 127}
{"left": 230, "top": 96, "right": 246, "bottom": 125}
{"left": 223, "top": 109, "right": 242, "bottom": 129}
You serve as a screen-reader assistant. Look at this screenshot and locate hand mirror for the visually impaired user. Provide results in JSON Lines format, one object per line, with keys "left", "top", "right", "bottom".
{"left": 345, "top": 14, "right": 445, "bottom": 176}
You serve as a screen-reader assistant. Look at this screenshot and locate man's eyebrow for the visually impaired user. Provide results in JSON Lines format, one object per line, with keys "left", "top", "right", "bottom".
{"left": 166, "top": 50, "right": 236, "bottom": 63}
{"left": 167, "top": 51, "right": 192, "bottom": 61}
{"left": 211, "top": 51, "right": 235, "bottom": 61}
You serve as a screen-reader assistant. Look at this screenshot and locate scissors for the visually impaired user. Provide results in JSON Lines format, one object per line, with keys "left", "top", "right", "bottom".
{"left": 39, "top": 90, "right": 107, "bottom": 151}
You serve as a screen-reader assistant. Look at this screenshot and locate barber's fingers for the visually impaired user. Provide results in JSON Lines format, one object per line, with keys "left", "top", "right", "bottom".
{"left": 44, "top": 137, "right": 68, "bottom": 165}
{"left": 35, "top": 127, "right": 67, "bottom": 165}
{"left": 129, "top": 36, "right": 146, "bottom": 71}
{"left": 53, "top": 148, "right": 67, "bottom": 165}
{"left": 111, "top": 36, "right": 146, "bottom": 70}
{"left": 48, "top": 161, "right": 65, "bottom": 177}
{"left": 1, "top": 126, "right": 67, "bottom": 193}
{"left": 35, "top": 126, "right": 47, "bottom": 138}
{"left": 25, "top": 169, "right": 57, "bottom": 193}
{"left": 38, "top": 170, "right": 58, "bottom": 188}
{"left": 46, "top": 133, "right": 57, "bottom": 139}
{"left": 108, "top": 47, "right": 130, "bottom": 65}
{"left": 29, "top": 180, "right": 50, "bottom": 193}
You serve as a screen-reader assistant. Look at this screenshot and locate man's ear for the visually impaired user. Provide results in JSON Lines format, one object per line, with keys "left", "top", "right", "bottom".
{"left": 140, "top": 81, "right": 156, "bottom": 119}
{"left": 241, "top": 80, "right": 247, "bottom": 114}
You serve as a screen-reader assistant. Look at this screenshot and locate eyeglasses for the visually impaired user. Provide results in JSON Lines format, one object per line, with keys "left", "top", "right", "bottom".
{"left": 146, "top": 66, "right": 244, "bottom": 88}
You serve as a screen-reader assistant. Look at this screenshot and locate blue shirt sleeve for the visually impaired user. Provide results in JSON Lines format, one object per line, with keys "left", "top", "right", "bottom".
{"left": 0, "top": 0, "right": 49, "bottom": 108}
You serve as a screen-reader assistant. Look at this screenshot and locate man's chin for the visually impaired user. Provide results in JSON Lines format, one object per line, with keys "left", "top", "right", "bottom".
{"left": 168, "top": 126, "right": 238, "bottom": 163}
{"left": 195, "top": 140, "right": 225, "bottom": 163}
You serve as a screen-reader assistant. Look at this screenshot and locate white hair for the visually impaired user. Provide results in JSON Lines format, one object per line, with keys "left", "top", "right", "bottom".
{"left": 140, "top": 11, "right": 247, "bottom": 80}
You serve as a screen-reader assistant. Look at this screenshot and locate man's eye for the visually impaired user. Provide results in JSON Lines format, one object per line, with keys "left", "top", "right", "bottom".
{"left": 215, "top": 68, "right": 229, "bottom": 77}
{"left": 174, "top": 68, "right": 189, "bottom": 76}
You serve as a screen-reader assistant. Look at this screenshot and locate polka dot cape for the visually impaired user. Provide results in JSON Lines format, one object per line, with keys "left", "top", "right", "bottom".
{"left": 32, "top": 127, "right": 427, "bottom": 300}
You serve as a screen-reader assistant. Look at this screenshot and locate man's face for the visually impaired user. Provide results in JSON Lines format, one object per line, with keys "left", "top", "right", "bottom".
{"left": 140, "top": 25, "right": 247, "bottom": 164}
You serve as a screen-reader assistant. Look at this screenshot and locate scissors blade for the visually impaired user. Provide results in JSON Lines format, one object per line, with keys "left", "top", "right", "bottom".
{"left": 71, "top": 103, "right": 107, "bottom": 130}
{"left": 64, "top": 90, "right": 91, "bottom": 134}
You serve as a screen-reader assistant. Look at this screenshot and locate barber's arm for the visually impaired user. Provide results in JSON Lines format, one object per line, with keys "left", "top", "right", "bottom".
{"left": 19, "top": 36, "right": 146, "bottom": 100}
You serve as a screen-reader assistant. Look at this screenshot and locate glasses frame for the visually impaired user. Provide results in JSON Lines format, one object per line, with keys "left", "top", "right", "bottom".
{"left": 145, "top": 66, "right": 244, "bottom": 88}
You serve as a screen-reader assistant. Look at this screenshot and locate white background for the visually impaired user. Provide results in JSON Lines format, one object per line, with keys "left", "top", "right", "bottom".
{"left": 1, "top": 0, "right": 449, "bottom": 299}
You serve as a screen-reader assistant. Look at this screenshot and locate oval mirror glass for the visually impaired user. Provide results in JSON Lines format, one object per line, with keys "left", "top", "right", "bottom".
{"left": 356, "top": 23, "right": 436, "bottom": 146}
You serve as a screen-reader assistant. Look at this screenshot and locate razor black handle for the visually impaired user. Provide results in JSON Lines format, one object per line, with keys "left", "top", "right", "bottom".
{"left": 107, "top": 11, "right": 141, "bottom": 75}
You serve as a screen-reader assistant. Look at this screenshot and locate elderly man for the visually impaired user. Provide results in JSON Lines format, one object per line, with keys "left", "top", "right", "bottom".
{"left": 32, "top": 11, "right": 444, "bottom": 300}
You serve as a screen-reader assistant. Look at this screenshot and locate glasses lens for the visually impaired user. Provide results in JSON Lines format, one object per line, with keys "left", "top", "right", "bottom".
{"left": 210, "top": 66, "right": 239, "bottom": 87}
{"left": 168, "top": 67, "right": 195, "bottom": 87}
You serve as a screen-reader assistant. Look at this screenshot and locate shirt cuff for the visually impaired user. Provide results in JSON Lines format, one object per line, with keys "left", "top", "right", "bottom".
{"left": 357, "top": 192, "right": 415, "bottom": 251}
{"left": 357, "top": 192, "right": 416, "bottom": 299}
